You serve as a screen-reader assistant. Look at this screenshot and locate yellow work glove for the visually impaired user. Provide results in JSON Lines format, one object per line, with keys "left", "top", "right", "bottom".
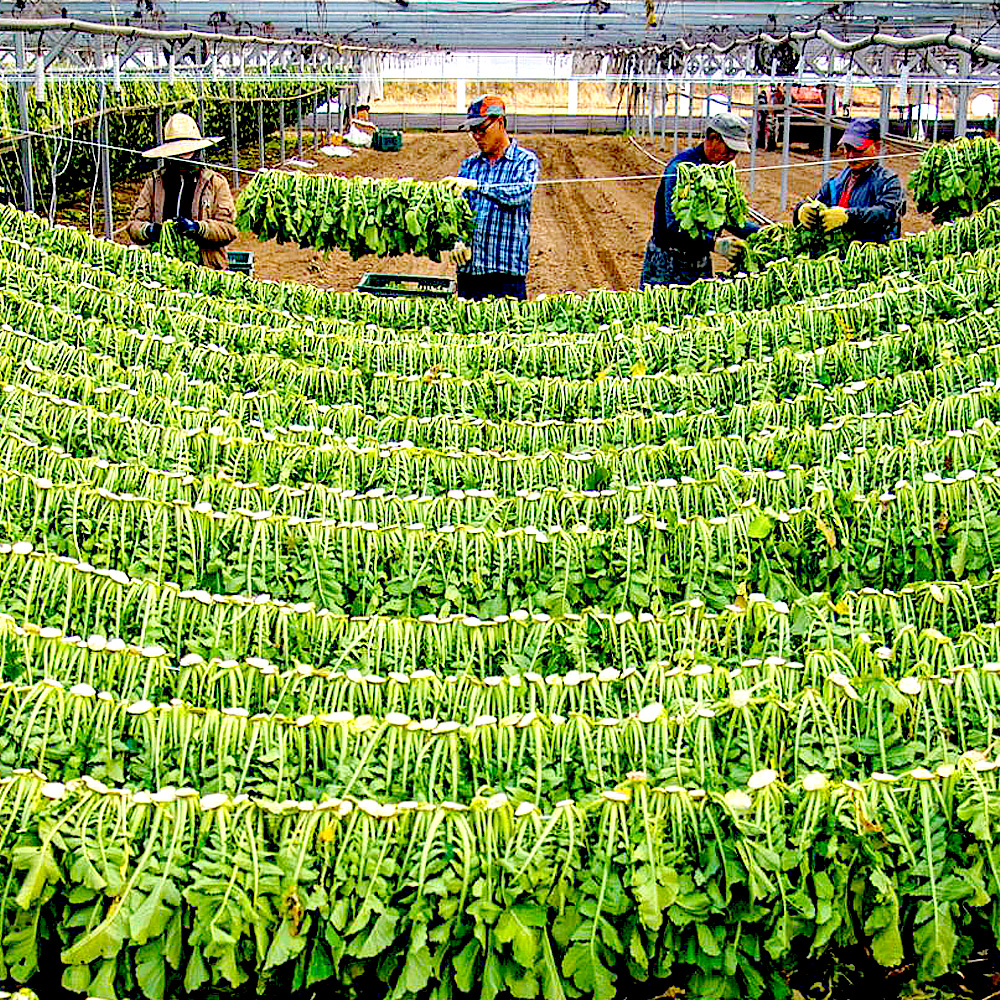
{"left": 441, "top": 176, "right": 477, "bottom": 194}
{"left": 714, "top": 236, "right": 746, "bottom": 263}
{"left": 450, "top": 241, "right": 472, "bottom": 268}
{"left": 795, "top": 200, "right": 823, "bottom": 229}
{"left": 821, "top": 206, "right": 849, "bottom": 232}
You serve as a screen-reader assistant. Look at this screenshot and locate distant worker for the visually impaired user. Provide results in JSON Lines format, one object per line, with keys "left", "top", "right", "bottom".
{"left": 640, "top": 112, "right": 759, "bottom": 288}
{"left": 127, "top": 112, "right": 238, "bottom": 270}
{"left": 756, "top": 85, "right": 783, "bottom": 152}
{"left": 441, "top": 95, "right": 540, "bottom": 301}
{"left": 794, "top": 119, "right": 905, "bottom": 244}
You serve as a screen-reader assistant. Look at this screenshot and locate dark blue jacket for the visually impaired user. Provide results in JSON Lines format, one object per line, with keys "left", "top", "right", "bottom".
{"left": 651, "top": 143, "right": 756, "bottom": 259}
{"left": 813, "top": 162, "right": 905, "bottom": 243}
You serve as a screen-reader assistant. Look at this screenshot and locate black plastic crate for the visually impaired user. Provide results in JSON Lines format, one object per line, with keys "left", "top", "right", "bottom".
{"left": 357, "top": 273, "right": 455, "bottom": 298}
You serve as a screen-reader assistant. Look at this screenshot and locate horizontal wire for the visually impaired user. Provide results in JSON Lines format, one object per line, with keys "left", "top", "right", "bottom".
{"left": 3, "top": 122, "right": 928, "bottom": 194}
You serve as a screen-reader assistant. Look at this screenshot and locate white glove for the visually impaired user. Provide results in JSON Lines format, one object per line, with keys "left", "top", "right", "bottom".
{"left": 450, "top": 241, "right": 472, "bottom": 268}
{"left": 441, "top": 176, "right": 477, "bottom": 194}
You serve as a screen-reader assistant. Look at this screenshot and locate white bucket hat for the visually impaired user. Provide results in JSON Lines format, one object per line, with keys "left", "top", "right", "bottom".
{"left": 142, "top": 112, "right": 221, "bottom": 158}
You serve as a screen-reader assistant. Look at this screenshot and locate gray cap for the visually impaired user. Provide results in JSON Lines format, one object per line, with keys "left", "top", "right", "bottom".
{"left": 705, "top": 111, "right": 750, "bottom": 154}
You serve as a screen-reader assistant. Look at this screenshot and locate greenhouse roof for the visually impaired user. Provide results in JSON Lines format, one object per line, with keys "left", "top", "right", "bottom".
{"left": 44, "top": 1, "right": 1000, "bottom": 54}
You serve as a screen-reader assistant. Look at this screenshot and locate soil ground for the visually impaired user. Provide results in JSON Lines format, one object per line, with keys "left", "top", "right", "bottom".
{"left": 221, "top": 132, "right": 932, "bottom": 297}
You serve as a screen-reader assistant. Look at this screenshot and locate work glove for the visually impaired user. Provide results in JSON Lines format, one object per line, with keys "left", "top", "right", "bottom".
{"left": 142, "top": 222, "right": 161, "bottom": 243}
{"left": 441, "top": 176, "right": 477, "bottom": 194}
{"left": 795, "top": 200, "right": 823, "bottom": 229}
{"left": 714, "top": 236, "right": 746, "bottom": 264}
{"left": 450, "top": 241, "right": 472, "bottom": 268}
{"left": 172, "top": 216, "right": 202, "bottom": 239}
{"left": 820, "top": 206, "right": 849, "bottom": 232}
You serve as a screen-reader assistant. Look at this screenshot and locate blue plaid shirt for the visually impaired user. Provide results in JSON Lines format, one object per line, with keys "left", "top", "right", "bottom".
{"left": 457, "top": 139, "right": 539, "bottom": 277}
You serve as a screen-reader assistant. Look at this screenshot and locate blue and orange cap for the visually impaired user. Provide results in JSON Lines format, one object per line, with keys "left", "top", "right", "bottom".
{"left": 459, "top": 94, "right": 506, "bottom": 130}
{"left": 840, "top": 119, "right": 880, "bottom": 150}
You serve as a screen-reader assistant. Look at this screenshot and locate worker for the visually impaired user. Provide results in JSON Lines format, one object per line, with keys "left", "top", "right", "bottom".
{"left": 755, "top": 90, "right": 770, "bottom": 150}
{"left": 127, "top": 112, "right": 238, "bottom": 269}
{"left": 756, "top": 85, "right": 783, "bottom": 152}
{"left": 441, "top": 95, "right": 539, "bottom": 301}
{"left": 794, "top": 119, "right": 905, "bottom": 243}
{"left": 640, "top": 111, "right": 759, "bottom": 288}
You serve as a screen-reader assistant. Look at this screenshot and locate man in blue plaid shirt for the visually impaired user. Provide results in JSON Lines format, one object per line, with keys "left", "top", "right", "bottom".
{"left": 442, "top": 95, "right": 539, "bottom": 301}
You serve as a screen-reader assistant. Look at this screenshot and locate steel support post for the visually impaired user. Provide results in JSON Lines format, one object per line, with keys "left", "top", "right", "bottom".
{"left": 955, "top": 54, "right": 971, "bottom": 139}
{"left": 659, "top": 78, "right": 666, "bottom": 150}
{"left": 822, "top": 81, "right": 834, "bottom": 184}
{"left": 279, "top": 93, "right": 286, "bottom": 165}
{"left": 230, "top": 78, "right": 239, "bottom": 185}
{"left": 879, "top": 50, "right": 891, "bottom": 164}
{"left": 749, "top": 82, "right": 758, "bottom": 196}
{"left": 99, "top": 84, "right": 113, "bottom": 239}
{"left": 13, "top": 32, "right": 33, "bottom": 213}
{"left": 297, "top": 95, "right": 303, "bottom": 158}
{"left": 686, "top": 74, "right": 694, "bottom": 143}
{"left": 672, "top": 71, "right": 679, "bottom": 156}
{"left": 257, "top": 99, "right": 265, "bottom": 170}
{"left": 196, "top": 85, "right": 205, "bottom": 161}
{"left": 779, "top": 84, "right": 792, "bottom": 213}
{"left": 312, "top": 62, "right": 319, "bottom": 154}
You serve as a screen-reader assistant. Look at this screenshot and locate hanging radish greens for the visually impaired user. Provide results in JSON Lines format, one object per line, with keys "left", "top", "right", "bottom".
{"left": 738, "top": 221, "right": 852, "bottom": 271}
{"left": 235, "top": 170, "right": 475, "bottom": 260}
{"left": 3, "top": 183, "right": 1000, "bottom": 1000}
{"left": 152, "top": 218, "right": 202, "bottom": 265}
{"left": 0, "top": 75, "right": 333, "bottom": 208}
{"left": 670, "top": 161, "right": 749, "bottom": 237}
{"left": 909, "top": 136, "right": 1000, "bottom": 222}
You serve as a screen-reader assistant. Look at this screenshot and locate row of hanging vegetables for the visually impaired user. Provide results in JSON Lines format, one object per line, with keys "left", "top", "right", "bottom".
{"left": 5, "top": 178, "right": 1000, "bottom": 999}
{"left": 0, "top": 579, "right": 988, "bottom": 717}
{"left": 0, "top": 75, "right": 333, "bottom": 207}
{"left": 0, "top": 192, "right": 997, "bottom": 332}
{"left": 1, "top": 228, "right": 1000, "bottom": 380}
{"left": 3, "top": 761, "right": 996, "bottom": 1000}
{"left": 6, "top": 620, "right": 1000, "bottom": 797}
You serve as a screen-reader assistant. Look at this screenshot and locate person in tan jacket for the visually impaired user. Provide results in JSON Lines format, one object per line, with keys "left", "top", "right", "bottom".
{"left": 127, "top": 112, "right": 238, "bottom": 270}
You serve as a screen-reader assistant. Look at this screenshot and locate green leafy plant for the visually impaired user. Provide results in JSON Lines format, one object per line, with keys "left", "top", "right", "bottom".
{"left": 739, "top": 222, "right": 852, "bottom": 271}
{"left": 2, "top": 185, "right": 1000, "bottom": 1000}
{"left": 152, "top": 219, "right": 201, "bottom": 266}
{"left": 235, "top": 170, "right": 475, "bottom": 260}
{"left": 670, "top": 161, "right": 749, "bottom": 238}
{"left": 908, "top": 137, "right": 1000, "bottom": 222}
{"left": 0, "top": 75, "right": 335, "bottom": 208}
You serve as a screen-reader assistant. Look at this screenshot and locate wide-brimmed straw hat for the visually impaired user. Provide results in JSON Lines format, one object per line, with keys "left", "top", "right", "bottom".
{"left": 142, "top": 112, "right": 220, "bottom": 158}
